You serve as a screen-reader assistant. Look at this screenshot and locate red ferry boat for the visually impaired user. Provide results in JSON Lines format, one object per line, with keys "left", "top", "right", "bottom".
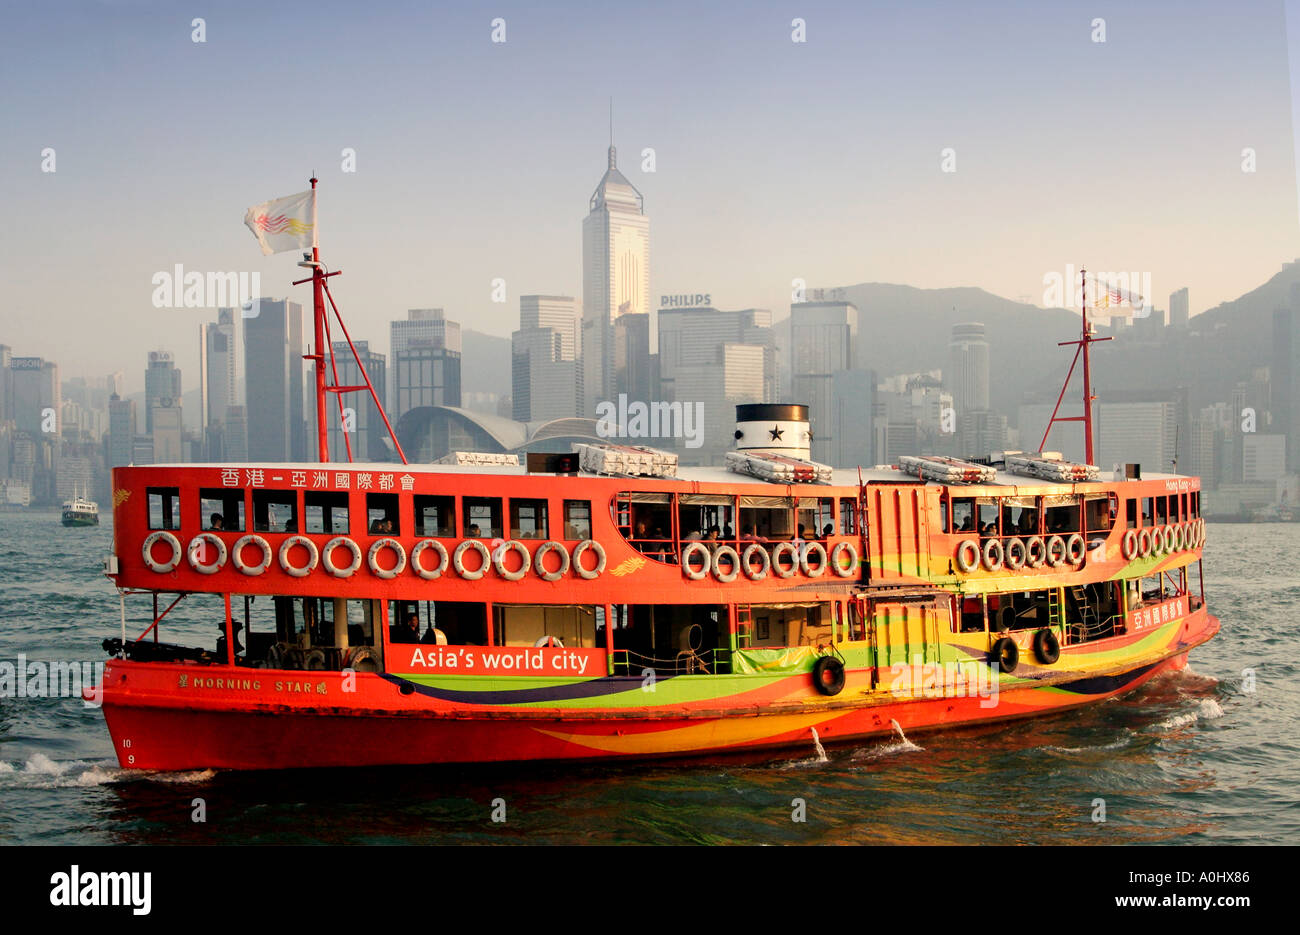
{"left": 88, "top": 188, "right": 1218, "bottom": 770}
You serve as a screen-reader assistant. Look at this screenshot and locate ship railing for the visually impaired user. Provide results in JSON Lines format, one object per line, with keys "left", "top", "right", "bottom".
{"left": 612, "top": 648, "right": 732, "bottom": 677}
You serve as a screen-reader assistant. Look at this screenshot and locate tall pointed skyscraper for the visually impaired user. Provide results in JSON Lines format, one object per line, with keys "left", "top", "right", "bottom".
{"left": 582, "top": 137, "right": 650, "bottom": 416}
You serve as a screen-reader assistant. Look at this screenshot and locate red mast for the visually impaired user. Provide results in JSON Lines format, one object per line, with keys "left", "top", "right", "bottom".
{"left": 293, "top": 177, "right": 408, "bottom": 465}
{"left": 1038, "top": 266, "right": 1111, "bottom": 464}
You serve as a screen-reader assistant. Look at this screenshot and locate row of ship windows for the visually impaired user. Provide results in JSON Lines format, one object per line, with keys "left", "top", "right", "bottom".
{"left": 145, "top": 487, "right": 594, "bottom": 540}
{"left": 942, "top": 491, "right": 1202, "bottom": 537}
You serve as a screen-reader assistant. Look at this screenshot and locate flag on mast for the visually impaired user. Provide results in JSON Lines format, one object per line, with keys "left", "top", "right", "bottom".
{"left": 243, "top": 190, "right": 315, "bottom": 255}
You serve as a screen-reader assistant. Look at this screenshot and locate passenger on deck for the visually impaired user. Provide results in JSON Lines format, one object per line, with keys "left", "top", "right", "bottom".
{"left": 209, "top": 513, "right": 224, "bottom": 531}
{"left": 467, "top": 524, "right": 482, "bottom": 537}
{"left": 632, "top": 518, "right": 651, "bottom": 550}
{"left": 822, "top": 523, "right": 834, "bottom": 538}
{"left": 739, "top": 525, "right": 760, "bottom": 542}
{"left": 391, "top": 612, "right": 421, "bottom": 644}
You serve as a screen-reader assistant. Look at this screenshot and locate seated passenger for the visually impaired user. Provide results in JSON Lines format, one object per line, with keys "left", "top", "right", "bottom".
{"left": 209, "top": 512, "right": 224, "bottom": 531}
{"left": 739, "top": 525, "right": 760, "bottom": 542}
{"left": 467, "top": 523, "right": 482, "bottom": 537}
{"left": 391, "top": 612, "right": 421, "bottom": 644}
{"left": 822, "top": 523, "right": 834, "bottom": 538}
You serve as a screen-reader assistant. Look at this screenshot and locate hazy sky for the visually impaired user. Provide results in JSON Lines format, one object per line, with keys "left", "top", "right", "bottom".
{"left": 2, "top": 0, "right": 1298, "bottom": 394}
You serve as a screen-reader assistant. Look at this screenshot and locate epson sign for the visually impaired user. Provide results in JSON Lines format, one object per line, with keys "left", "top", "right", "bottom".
{"left": 660, "top": 294, "right": 712, "bottom": 309}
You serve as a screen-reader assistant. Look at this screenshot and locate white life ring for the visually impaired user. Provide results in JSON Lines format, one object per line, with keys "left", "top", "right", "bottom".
{"left": 742, "top": 543, "right": 771, "bottom": 580}
{"left": 410, "top": 539, "right": 449, "bottom": 580}
{"left": 981, "top": 538, "right": 1004, "bottom": 572}
{"left": 1045, "top": 535, "right": 1066, "bottom": 567}
{"left": 681, "top": 541, "right": 711, "bottom": 580}
{"left": 1003, "top": 537, "right": 1026, "bottom": 571}
{"left": 534, "top": 635, "right": 564, "bottom": 648}
{"left": 367, "top": 538, "right": 407, "bottom": 579}
{"left": 771, "top": 542, "right": 798, "bottom": 579}
{"left": 572, "top": 539, "right": 606, "bottom": 579}
{"left": 712, "top": 545, "right": 741, "bottom": 583}
{"left": 453, "top": 539, "right": 491, "bottom": 580}
{"left": 278, "top": 535, "right": 319, "bottom": 578}
{"left": 799, "top": 541, "right": 827, "bottom": 577}
{"left": 1122, "top": 529, "right": 1139, "bottom": 560}
{"left": 493, "top": 540, "right": 530, "bottom": 581}
{"left": 533, "top": 541, "right": 570, "bottom": 581}
{"left": 830, "top": 541, "right": 858, "bottom": 578}
{"left": 1025, "top": 536, "right": 1046, "bottom": 568}
{"left": 186, "top": 533, "right": 227, "bottom": 575}
{"left": 322, "top": 536, "right": 363, "bottom": 578}
{"left": 1065, "top": 533, "right": 1085, "bottom": 565}
{"left": 955, "top": 539, "right": 980, "bottom": 573}
{"left": 231, "top": 534, "right": 272, "bottom": 575}
{"left": 1197, "top": 518, "right": 1206, "bottom": 546}
{"left": 1138, "top": 528, "right": 1152, "bottom": 557}
{"left": 1152, "top": 526, "right": 1166, "bottom": 555}
{"left": 142, "top": 531, "right": 182, "bottom": 574}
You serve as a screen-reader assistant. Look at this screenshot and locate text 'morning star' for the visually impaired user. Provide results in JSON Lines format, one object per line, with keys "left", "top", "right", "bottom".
{"left": 768, "top": 425, "right": 784, "bottom": 441}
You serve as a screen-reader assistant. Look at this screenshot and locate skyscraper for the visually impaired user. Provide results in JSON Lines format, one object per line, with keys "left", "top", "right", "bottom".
{"left": 582, "top": 141, "right": 650, "bottom": 417}
{"left": 1169, "top": 287, "right": 1190, "bottom": 329}
{"left": 512, "top": 295, "right": 580, "bottom": 422}
{"left": 391, "top": 308, "right": 462, "bottom": 421}
{"left": 200, "top": 307, "right": 242, "bottom": 448}
{"left": 790, "top": 300, "right": 857, "bottom": 464}
{"left": 244, "top": 298, "right": 305, "bottom": 462}
{"left": 7, "top": 356, "right": 59, "bottom": 436}
{"left": 948, "top": 322, "right": 990, "bottom": 415}
{"left": 144, "top": 351, "right": 181, "bottom": 434}
{"left": 1273, "top": 298, "right": 1300, "bottom": 471}
{"left": 108, "top": 394, "right": 136, "bottom": 468}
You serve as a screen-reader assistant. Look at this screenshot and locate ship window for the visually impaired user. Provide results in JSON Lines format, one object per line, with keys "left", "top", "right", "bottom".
{"left": 147, "top": 487, "right": 181, "bottom": 530}
{"left": 493, "top": 603, "right": 599, "bottom": 648}
{"left": 1126, "top": 498, "right": 1138, "bottom": 529}
{"left": 741, "top": 603, "right": 833, "bottom": 649}
{"left": 951, "top": 498, "right": 975, "bottom": 534}
{"left": 366, "top": 493, "right": 400, "bottom": 535}
{"left": 305, "top": 491, "right": 349, "bottom": 534}
{"left": 840, "top": 498, "right": 857, "bottom": 535}
{"left": 976, "top": 498, "right": 1000, "bottom": 537}
{"left": 679, "top": 494, "right": 735, "bottom": 543}
{"left": 619, "top": 493, "right": 673, "bottom": 558}
{"left": 389, "top": 600, "right": 487, "bottom": 646}
{"left": 799, "top": 497, "right": 834, "bottom": 539}
{"left": 414, "top": 495, "right": 455, "bottom": 537}
{"left": 199, "top": 488, "right": 244, "bottom": 531}
{"left": 1084, "top": 495, "right": 1114, "bottom": 533}
{"left": 989, "top": 589, "right": 1054, "bottom": 632}
{"left": 1000, "top": 496, "right": 1038, "bottom": 536}
{"left": 1191, "top": 492, "right": 1200, "bottom": 517}
{"left": 1155, "top": 496, "right": 1169, "bottom": 525}
{"left": 510, "top": 498, "right": 549, "bottom": 539}
{"left": 1142, "top": 497, "right": 1155, "bottom": 526}
{"left": 1044, "top": 495, "right": 1080, "bottom": 534}
{"left": 563, "top": 500, "right": 591, "bottom": 540}
{"left": 738, "top": 495, "right": 794, "bottom": 540}
{"left": 960, "top": 596, "right": 985, "bottom": 633}
{"left": 463, "top": 497, "right": 502, "bottom": 538}
{"left": 611, "top": 603, "right": 728, "bottom": 675}
{"left": 253, "top": 490, "right": 299, "bottom": 533}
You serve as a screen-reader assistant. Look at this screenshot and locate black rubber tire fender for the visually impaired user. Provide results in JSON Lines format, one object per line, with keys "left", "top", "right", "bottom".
{"left": 811, "top": 656, "right": 846, "bottom": 696}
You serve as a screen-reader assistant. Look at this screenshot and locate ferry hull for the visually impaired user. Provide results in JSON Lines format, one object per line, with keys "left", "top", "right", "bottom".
{"left": 93, "top": 611, "right": 1217, "bottom": 772}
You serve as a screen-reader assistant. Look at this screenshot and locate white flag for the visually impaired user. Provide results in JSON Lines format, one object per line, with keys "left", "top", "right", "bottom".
{"left": 243, "top": 190, "right": 315, "bottom": 256}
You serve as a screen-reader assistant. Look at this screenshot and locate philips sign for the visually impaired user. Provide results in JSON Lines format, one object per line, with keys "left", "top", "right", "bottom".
{"left": 660, "top": 294, "right": 712, "bottom": 309}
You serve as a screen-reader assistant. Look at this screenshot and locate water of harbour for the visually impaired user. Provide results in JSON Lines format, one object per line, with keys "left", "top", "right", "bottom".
{"left": 0, "top": 511, "right": 1294, "bottom": 845}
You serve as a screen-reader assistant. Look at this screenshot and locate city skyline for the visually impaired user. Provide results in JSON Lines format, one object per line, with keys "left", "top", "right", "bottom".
{"left": 3, "top": 1, "right": 1299, "bottom": 393}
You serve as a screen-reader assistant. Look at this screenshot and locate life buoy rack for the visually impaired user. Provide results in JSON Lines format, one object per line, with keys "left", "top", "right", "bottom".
{"left": 303, "top": 649, "right": 327, "bottom": 671}
{"left": 532, "top": 541, "right": 570, "bottom": 581}
{"left": 142, "top": 531, "right": 182, "bottom": 574}
{"left": 811, "top": 656, "right": 846, "bottom": 696}
{"left": 321, "top": 536, "right": 363, "bottom": 578}
{"left": 1045, "top": 535, "right": 1066, "bottom": 567}
{"left": 367, "top": 537, "right": 407, "bottom": 580}
{"left": 231, "top": 535, "right": 272, "bottom": 575}
{"left": 534, "top": 635, "right": 565, "bottom": 648}
{"left": 1004, "top": 537, "right": 1026, "bottom": 571}
{"left": 681, "top": 541, "right": 711, "bottom": 580}
{"left": 493, "top": 540, "right": 530, "bottom": 581}
{"left": 1122, "top": 529, "right": 1139, "bottom": 560}
{"left": 990, "top": 636, "right": 1019, "bottom": 674}
{"left": 1033, "top": 628, "right": 1060, "bottom": 665}
{"left": 981, "top": 537, "right": 1004, "bottom": 572}
{"left": 572, "top": 539, "right": 605, "bottom": 579}
{"left": 771, "top": 542, "right": 798, "bottom": 579}
{"left": 830, "top": 541, "right": 858, "bottom": 578}
{"left": 713, "top": 545, "right": 741, "bottom": 583}
{"left": 278, "top": 535, "right": 319, "bottom": 578}
{"left": 955, "top": 539, "right": 980, "bottom": 573}
{"left": 343, "top": 646, "right": 381, "bottom": 673}
{"left": 799, "top": 541, "right": 827, "bottom": 578}
{"left": 1025, "top": 536, "right": 1046, "bottom": 568}
{"left": 1138, "top": 528, "right": 1152, "bottom": 557}
{"left": 186, "top": 533, "right": 227, "bottom": 575}
{"left": 410, "top": 539, "right": 449, "bottom": 580}
{"left": 1065, "top": 533, "right": 1085, "bottom": 566}
{"left": 453, "top": 540, "right": 491, "bottom": 580}
{"left": 742, "top": 543, "right": 771, "bottom": 580}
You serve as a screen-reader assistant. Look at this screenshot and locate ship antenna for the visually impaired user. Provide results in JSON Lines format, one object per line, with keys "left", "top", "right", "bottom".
{"left": 292, "top": 177, "right": 408, "bottom": 464}
{"left": 1039, "top": 265, "right": 1111, "bottom": 464}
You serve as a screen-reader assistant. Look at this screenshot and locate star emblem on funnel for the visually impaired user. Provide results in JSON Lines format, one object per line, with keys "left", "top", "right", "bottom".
{"left": 768, "top": 425, "right": 784, "bottom": 441}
